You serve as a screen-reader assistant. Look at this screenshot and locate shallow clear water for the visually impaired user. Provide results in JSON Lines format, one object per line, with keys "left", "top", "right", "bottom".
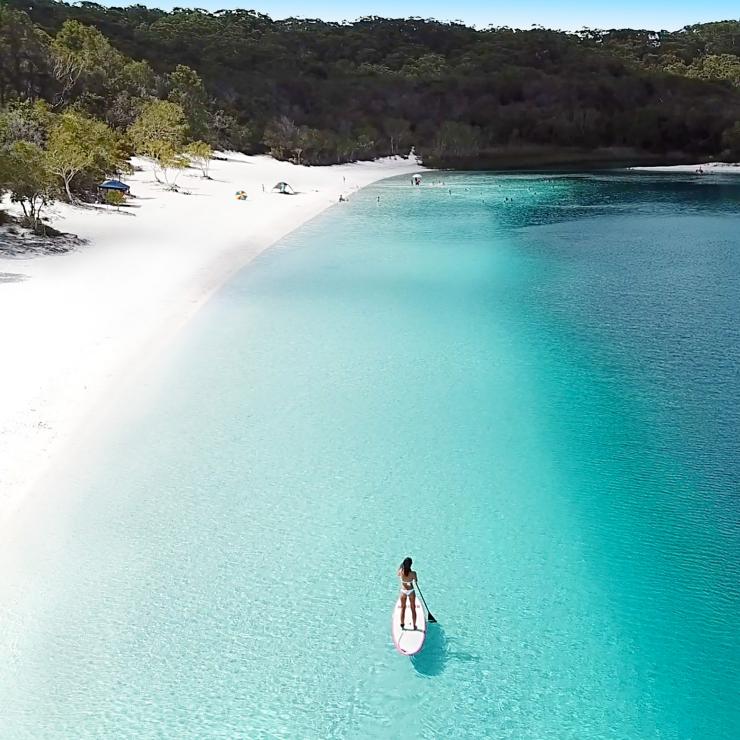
{"left": 1, "top": 172, "right": 739, "bottom": 739}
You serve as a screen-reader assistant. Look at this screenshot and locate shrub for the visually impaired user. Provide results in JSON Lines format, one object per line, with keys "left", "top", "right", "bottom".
{"left": 104, "top": 190, "right": 125, "bottom": 207}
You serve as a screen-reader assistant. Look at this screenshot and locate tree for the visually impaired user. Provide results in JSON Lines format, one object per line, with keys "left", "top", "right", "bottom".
{"left": 105, "top": 91, "right": 145, "bottom": 130}
{"left": 263, "top": 116, "right": 299, "bottom": 160}
{"left": 352, "top": 124, "right": 379, "bottom": 160}
{"left": 206, "top": 108, "right": 253, "bottom": 150}
{"left": 51, "top": 20, "right": 124, "bottom": 107}
{"left": 263, "top": 117, "right": 327, "bottom": 164}
{"left": 400, "top": 53, "right": 448, "bottom": 79}
{"left": 687, "top": 55, "right": 740, "bottom": 87}
{"left": 0, "top": 5, "right": 53, "bottom": 106}
{"left": 4, "top": 4, "right": 740, "bottom": 168}
{"left": 186, "top": 140, "right": 213, "bottom": 178}
{"left": 0, "top": 146, "right": 7, "bottom": 202}
{"left": 151, "top": 142, "right": 188, "bottom": 189}
{"left": 121, "top": 60, "right": 157, "bottom": 97}
{"left": 168, "top": 64, "right": 208, "bottom": 139}
{"left": 128, "top": 100, "right": 188, "bottom": 188}
{"left": 46, "top": 110, "right": 125, "bottom": 202}
{"left": 4, "top": 140, "right": 54, "bottom": 232}
{"left": 0, "top": 100, "right": 53, "bottom": 147}
{"left": 383, "top": 118, "right": 411, "bottom": 156}
{"left": 721, "top": 121, "right": 740, "bottom": 158}
{"left": 430, "top": 121, "right": 482, "bottom": 159}
{"left": 128, "top": 99, "right": 187, "bottom": 157}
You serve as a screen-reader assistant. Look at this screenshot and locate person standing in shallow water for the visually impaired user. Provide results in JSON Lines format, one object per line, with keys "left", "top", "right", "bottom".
{"left": 398, "top": 557, "right": 418, "bottom": 630}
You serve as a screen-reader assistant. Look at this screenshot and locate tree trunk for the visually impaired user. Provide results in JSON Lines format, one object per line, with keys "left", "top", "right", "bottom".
{"left": 64, "top": 175, "right": 74, "bottom": 203}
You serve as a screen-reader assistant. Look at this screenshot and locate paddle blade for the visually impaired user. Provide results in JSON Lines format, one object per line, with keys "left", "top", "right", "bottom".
{"left": 427, "top": 612, "right": 437, "bottom": 623}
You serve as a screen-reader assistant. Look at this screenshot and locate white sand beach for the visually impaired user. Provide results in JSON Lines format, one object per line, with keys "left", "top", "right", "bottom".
{"left": 0, "top": 153, "right": 422, "bottom": 525}
{"left": 630, "top": 162, "right": 740, "bottom": 174}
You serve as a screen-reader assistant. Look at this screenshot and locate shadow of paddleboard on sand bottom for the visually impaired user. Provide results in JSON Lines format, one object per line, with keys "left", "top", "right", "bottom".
{"left": 411, "top": 624, "right": 482, "bottom": 678}
{"left": 411, "top": 623, "right": 449, "bottom": 677}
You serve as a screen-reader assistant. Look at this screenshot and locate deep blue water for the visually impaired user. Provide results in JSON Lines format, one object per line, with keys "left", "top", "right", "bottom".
{"left": 0, "top": 171, "right": 738, "bottom": 738}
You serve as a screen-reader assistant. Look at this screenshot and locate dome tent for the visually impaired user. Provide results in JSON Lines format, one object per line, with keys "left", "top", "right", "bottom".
{"left": 272, "top": 182, "right": 296, "bottom": 195}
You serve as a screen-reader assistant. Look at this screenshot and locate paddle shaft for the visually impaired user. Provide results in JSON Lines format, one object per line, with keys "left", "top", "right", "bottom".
{"left": 415, "top": 584, "right": 437, "bottom": 623}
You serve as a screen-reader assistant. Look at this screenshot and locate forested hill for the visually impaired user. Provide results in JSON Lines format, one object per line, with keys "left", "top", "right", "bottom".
{"left": 2, "top": 1, "right": 740, "bottom": 168}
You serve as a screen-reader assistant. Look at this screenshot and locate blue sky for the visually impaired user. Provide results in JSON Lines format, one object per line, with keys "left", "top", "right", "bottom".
{"left": 100, "top": 1, "right": 738, "bottom": 30}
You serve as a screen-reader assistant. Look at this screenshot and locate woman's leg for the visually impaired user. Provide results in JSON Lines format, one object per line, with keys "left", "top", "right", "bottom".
{"left": 410, "top": 592, "right": 417, "bottom": 630}
{"left": 400, "top": 594, "right": 407, "bottom": 628}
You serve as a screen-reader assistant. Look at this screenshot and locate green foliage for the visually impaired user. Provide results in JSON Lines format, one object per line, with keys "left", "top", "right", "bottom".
{"left": 206, "top": 108, "right": 254, "bottom": 151}
{"left": 105, "top": 91, "right": 146, "bottom": 130}
{"left": 0, "top": 5, "right": 52, "bottom": 106}
{"left": 683, "top": 21, "right": 740, "bottom": 57}
{"left": 721, "top": 122, "right": 740, "bottom": 158}
{"left": 121, "top": 60, "right": 157, "bottom": 98}
{"left": 104, "top": 189, "right": 125, "bottom": 207}
{"left": 2, "top": 3, "right": 740, "bottom": 166}
{"left": 382, "top": 118, "right": 412, "bottom": 156}
{"left": 46, "top": 110, "right": 125, "bottom": 201}
{"left": 263, "top": 116, "right": 302, "bottom": 162}
{"left": 687, "top": 55, "right": 740, "bottom": 86}
{"left": 168, "top": 64, "right": 208, "bottom": 139}
{"left": 51, "top": 19, "right": 125, "bottom": 107}
{"left": 400, "top": 53, "right": 448, "bottom": 79}
{"left": 128, "top": 99, "right": 186, "bottom": 158}
{"left": 3, "top": 140, "right": 54, "bottom": 231}
{"left": 666, "top": 54, "right": 740, "bottom": 87}
{"left": 151, "top": 142, "right": 188, "bottom": 189}
{"left": 432, "top": 122, "right": 482, "bottom": 159}
{"left": 0, "top": 100, "right": 53, "bottom": 147}
{"left": 185, "top": 140, "right": 213, "bottom": 177}
{"left": 129, "top": 100, "right": 188, "bottom": 187}
{"left": 0, "top": 102, "right": 55, "bottom": 219}
{"left": 0, "top": 146, "right": 6, "bottom": 198}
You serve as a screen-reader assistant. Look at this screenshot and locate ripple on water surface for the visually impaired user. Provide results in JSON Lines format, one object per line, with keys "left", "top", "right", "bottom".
{"left": 0, "top": 171, "right": 738, "bottom": 738}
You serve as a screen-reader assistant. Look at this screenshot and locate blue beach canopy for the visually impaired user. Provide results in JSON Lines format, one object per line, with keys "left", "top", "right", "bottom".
{"left": 98, "top": 179, "right": 130, "bottom": 192}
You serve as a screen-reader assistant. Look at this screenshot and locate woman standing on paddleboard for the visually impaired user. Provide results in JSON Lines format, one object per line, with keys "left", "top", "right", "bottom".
{"left": 398, "top": 557, "right": 418, "bottom": 630}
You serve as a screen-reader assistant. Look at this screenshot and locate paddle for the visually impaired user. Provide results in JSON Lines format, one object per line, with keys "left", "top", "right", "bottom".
{"left": 415, "top": 584, "right": 437, "bottom": 623}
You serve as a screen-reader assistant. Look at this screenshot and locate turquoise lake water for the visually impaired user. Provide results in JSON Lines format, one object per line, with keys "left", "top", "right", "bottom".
{"left": 1, "top": 172, "right": 739, "bottom": 738}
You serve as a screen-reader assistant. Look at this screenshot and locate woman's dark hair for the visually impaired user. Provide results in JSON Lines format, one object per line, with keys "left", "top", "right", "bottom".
{"left": 400, "top": 557, "right": 413, "bottom": 576}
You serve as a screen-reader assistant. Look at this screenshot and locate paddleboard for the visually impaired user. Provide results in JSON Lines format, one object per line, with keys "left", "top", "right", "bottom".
{"left": 391, "top": 594, "right": 427, "bottom": 656}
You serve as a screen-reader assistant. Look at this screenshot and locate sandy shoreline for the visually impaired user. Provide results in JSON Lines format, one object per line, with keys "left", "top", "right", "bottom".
{"left": 0, "top": 153, "right": 422, "bottom": 526}
{"left": 629, "top": 162, "right": 740, "bottom": 174}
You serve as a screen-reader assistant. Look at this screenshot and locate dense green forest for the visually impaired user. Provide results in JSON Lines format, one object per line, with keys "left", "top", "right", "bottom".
{"left": 1, "top": 1, "right": 740, "bottom": 225}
